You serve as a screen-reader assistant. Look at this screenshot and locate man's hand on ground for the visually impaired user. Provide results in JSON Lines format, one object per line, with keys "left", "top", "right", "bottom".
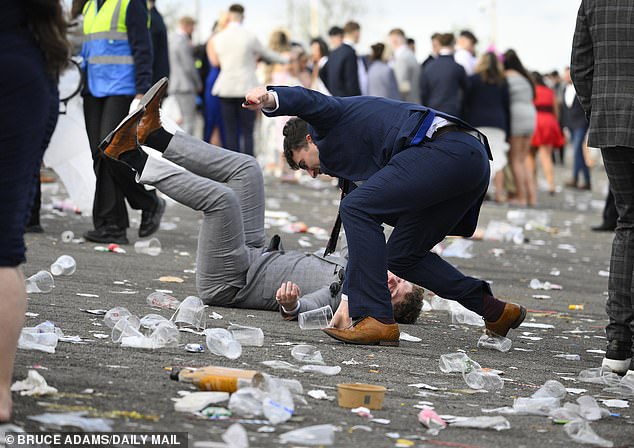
{"left": 276, "top": 281, "right": 300, "bottom": 310}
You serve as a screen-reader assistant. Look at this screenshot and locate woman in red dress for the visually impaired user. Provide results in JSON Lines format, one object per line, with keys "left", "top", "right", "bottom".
{"left": 530, "top": 71, "right": 565, "bottom": 197}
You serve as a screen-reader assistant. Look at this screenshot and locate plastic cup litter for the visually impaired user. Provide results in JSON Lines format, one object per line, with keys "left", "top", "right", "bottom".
{"left": 134, "top": 237, "right": 162, "bottom": 256}
{"left": 25, "top": 271, "right": 55, "bottom": 293}
{"left": 50, "top": 255, "right": 76, "bottom": 276}
{"left": 298, "top": 305, "right": 333, "bottom": 330}
{"left": 172, "top": 296, "right": 206, "bottom": 330}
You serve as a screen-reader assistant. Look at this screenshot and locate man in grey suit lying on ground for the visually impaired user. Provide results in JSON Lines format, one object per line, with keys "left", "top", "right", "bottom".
{"left": 98, "top": 78, "right": 424, "bottom": 325}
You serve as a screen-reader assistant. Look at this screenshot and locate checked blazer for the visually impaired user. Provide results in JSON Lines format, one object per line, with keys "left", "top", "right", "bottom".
{"left": 570, "top": 0, "right": 634, "bottom": 149}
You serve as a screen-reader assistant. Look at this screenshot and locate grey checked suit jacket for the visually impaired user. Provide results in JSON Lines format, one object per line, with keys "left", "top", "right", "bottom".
{"left": 571, "top": 0, "right": 634, "bottom": 149}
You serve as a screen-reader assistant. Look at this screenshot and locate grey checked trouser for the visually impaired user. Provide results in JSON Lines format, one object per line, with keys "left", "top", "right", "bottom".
{"left": 139, "top": 131, "right": 265, "bottom": 305}
{"left": 601, "top": 146, "right": 634, "bottom": 353}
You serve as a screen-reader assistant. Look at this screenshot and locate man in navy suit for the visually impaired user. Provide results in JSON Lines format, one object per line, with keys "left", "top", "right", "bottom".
{"left": 419, "top": 33, "right": 468, "bottom": 118}
{"left": 320, "top": 21, "right": 362, "bottom": 97}
{"left": 245, "top": 85, "right": 526, "bottom": 346}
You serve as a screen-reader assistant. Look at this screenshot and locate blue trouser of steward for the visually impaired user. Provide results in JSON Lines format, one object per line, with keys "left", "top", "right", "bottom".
{"left": 340, "top": 131, "right": 491, "bottom": 320}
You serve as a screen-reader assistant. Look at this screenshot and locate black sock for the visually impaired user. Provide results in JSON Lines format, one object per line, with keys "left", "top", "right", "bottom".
{"left": 120, "top": 147, "right": 148, "bottom": 173}
{"left": 144, "top": 127, "right": 173, "bottom": 153}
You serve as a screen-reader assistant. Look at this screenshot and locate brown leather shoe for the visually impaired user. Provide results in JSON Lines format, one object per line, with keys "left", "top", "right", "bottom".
{"left": 322, "top": 316, "right": 400, "bottom": 346}
{"left": 138, "top": 77, "right": 168, "bottom": 145}
{"left": 485, "top": 302, "right": 526, "bottom": 337}
{"left": 99, "top": 106, "right": 145, "bottom": 160}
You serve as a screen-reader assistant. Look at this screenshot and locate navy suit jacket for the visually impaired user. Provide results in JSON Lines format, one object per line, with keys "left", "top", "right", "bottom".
{"left": 320, "top": 43, "right": 361, "bottom": 97}
{"left": 419, "top": 54, "right": 468, "bottom": 118}
{"left": 263, "top": 86, "right": 491, "bottom": 236}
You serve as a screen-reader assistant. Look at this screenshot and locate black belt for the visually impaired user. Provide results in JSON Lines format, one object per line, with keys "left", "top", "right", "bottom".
{"left": 430, "top": 124, "right": 479, "bottom": 140}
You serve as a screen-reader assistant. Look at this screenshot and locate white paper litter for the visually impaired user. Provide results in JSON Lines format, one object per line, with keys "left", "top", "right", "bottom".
{"left": 11, "top": 370, "right": 58, "bottom": 396}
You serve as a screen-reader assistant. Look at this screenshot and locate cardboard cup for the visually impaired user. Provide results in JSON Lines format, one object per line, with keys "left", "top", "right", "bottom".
{"left": 337, "top": 383, "right": 386, "bottom": 410}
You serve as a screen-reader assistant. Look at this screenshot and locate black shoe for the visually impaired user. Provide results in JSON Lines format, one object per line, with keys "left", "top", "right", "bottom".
{"left": 25, "top": 224, "right": 44, "bottom": 233}
{"left": 592, "top": 223, "right": 616, "bottom": 232}
{"left": 139, "top": 197, "right": 165, "bottom": 237}
{"left": 83, "top": 225, "right": 129, "bottom": 245}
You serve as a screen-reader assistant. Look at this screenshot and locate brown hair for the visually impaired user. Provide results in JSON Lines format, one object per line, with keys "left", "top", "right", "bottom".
{"left": 438, "top": 33, "right": 455, "bottom": 47}
{"left": 476, "top": 52, "right": 505, "bottom": 85}
{"left": 25, "top": 0, "right": 70, "bottom": 78}
{"left": 343, "top": 21, "right": 360, "bottom": 34}
{"left": 393, "top": 285, "right": 425, "bottom": 324}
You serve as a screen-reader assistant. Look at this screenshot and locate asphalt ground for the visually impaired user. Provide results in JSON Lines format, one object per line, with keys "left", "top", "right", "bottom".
{"left": 5, "top": 160, "right": 634, "bottom": 448}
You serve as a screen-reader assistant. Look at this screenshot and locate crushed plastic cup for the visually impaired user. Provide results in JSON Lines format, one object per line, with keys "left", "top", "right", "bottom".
{"left": 532, "top": 380, "right": 567, "bottom": 400}
{"left": 279, "top": 424, "right": 336, "bottom": 446}
{"left": 450, "top": 416, "right": 511, "bottom": 431}
{"left": 291, "top": 344, "right": 324, "bottom": 364}
{"left": 228, "top": 387, "right": 265, "bottom": 417}
{"left": 103, "top": 307, "right": 132, "bottom": 329}
{"left": 477, "top": 334, "right": 512, "bottom": 352}
{"left": 18, "top": 330, "right": 59, "bottom": 353}
{"left": 451, "top": 307, "right": 484, "bottom": 326}
{"left": 564, "top": 419, "right": 613, "bottom": 447}
{"left": 439, "top": 352, "right": 481, "bottom": 374}
{"left": 227, "top": 323, "right": 264, "bottom": 346}
{"left": 25, "top": 271, "right": 55, "bottom": 293}
{"left": 50, "top": 255, "right": 76, "bottom": 276}
{"left": 298, "top": 305, "right": 333, "bottom": 330}
{"left": 61, "top": 230, "right": 74, "bottom": 243}
{"left": 139, "top": 313, "right": 170, "bottom": 330}
{"left": 513, "top": 396, "right": 560, "bottom": 415}
{"left": 149, "top": 321, "right": 180, "bottom": 348}
{"left": 464, "top": 368, "right": 504, "bottom": 391}
{"left": 483, "top": 220, "right": 524, "bottom": 244}
{"left": 263, "top": 385, "right": 295, "bottom": 424}
{"left": 172, "top": 296, "right": 206, "bottom": 330}
{"left": 146, "top": 291, "right": 180, "bottom": 310}
{"left": 134, "top": 237, "right": 162, "bottom": 256}
{"left": 578, "top": 367, "right": 622, "bottom": 386}
{"left": 442, "top": 239, "right": 474, "bottom": 258}
{"left": 111, "top": 315, "right": 142, "bottom": 343}
{"left": 205, "top": 328, "right": 242, "bottom": 359}
{"left": 577, "top": 395, "right": 607, "bottom": 421}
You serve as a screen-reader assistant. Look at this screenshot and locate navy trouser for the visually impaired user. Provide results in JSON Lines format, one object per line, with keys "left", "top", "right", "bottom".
{"left": 340, "top": 131, "right": 491, "bottom": 319}
{"left": 219, "top": 97, "right": 255, "bottom": 156}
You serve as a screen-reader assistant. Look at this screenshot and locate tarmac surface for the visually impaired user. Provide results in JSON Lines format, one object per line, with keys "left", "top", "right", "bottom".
{"left": 6, "top": 160, "right": 634, "bottom": 448}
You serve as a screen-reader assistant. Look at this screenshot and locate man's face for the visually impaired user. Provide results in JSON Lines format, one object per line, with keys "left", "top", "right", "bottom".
{"left": 293, "top": 138, "right": 321, "bottom": 178}
{"left": 387, "top": 271, "right": 413, "bottom": 305}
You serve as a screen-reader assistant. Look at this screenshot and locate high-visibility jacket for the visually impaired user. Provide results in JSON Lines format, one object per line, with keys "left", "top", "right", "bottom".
{"left": 82, "top": 0, "right": 136, "bottom": 97}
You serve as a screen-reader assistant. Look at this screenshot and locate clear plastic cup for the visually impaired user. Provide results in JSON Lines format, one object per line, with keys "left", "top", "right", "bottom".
{"left": 25, "top": 271, "right": 55, "bottom": 293}
{"left": 227, "top": 324, "right": 264, "bottom": 346}
{"left": 139, "top": 313, "right": 170, "bottom": 330}
{"left": 134, "top": 237, "right": 162, "bottom": 256}
{"left": 50, "top": 255, "right": 76, "bottom": 276}
{"left": 61, "top": 230, "right": 74, "bottom": 243}
{"left": 104, "top": 307, "right": 132, "bottom": 329}
{"left": 150, "top": 321, "right": 180, "bottom": 348}
{"left": 146, "top": 291, "right": 180, "bottom": 310}
{"left": 439, "top": 352, "right": 480, "bottom": 373}
{"left": 205, "top": 328, "right": 242, "bottom": 359}
{"left": 290, "top": 344, "right": 324, "bottom": 364}
{"left": 298, "top": 305, "right": 333, "bottom": 330}
{"left": 172, "top": 296, "right": 206, "bottom": 330}
{"left": 111, "top": 315, "right": 142, "bottom": 343}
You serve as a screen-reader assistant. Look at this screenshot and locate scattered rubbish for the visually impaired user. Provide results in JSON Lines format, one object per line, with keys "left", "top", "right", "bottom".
{"left": 279, "top": 424, "right": 335, "bottom": 446}
{"left": 11, "top": 370, "right": 58, "bottom": 396}
{"left": 25, "top": 270, "right": 55, "bottom": 293}
{"left": 60, "top": 230, "right": 74, "bottom": 242}
{"left": 483, "top": 220, "right": 524, "bottom": 244}
{"left": 439, "top": 352, "right": 481, "bottom": 374}
{"left": 568, "top": 304, "right": 584, "bottom": 311}
{"left": 298, "top": 305, "right": 333, "bottom": 330}
{"left": 134, "top": 237, "right": 162, "bottom": 256}
{"left": 477, "top": 334, "right": 512, "bottom": 352}
{"left": 28, "top": 412, "right": 113, "bottom": 432}
{"left": 175, "top": 366, "right": 258, "bottom": 393}
{"left": 448, "top": 415, "right": 511, "bottom": 431}
{"left": 205, "top": 328, "right": 242, "bottom": 360}
{"left": 442, "top": 239, "right": 474, "bottom": 258}
{"left": 417, "top": 406, "right": 447, "bottom": 435}
{"left": 564, "top": 419, "right": 613, "bottom": 447}
{"left": 464, "top": 369, "right": 504, "bottom": 391}
{"left": 210, "top": 311, "right": 223, "bottom": 320}
{"left": 139, "top": 314, "right": 170, "bottom": 330}
{"left": 76, "top": 292, "right": 99, "bottom": 298}
{"left": 173, "top": 296, "right": 206, "bottom": 330}
{"left": 350, "top": 406, "right": 373, "bottom": 418}
{"left": 228, "top": 324, "right": 264, "bottom": 347}
{"left": 554, "top": 354, "right": 581, "bottom": 361}
{"left": 291, "top": 345, "right": 324, "bottom": 364}
{"left": 300, "top": 365, "right": 341, "bottom": 375}
{"left": 18, "top": 321, "right": 63, "bottom": 353}
{"left": 158, "top": 275, "right": 184, "bottom": 283}
{"left": 262, "top": 384, "right": 294, "bottom": 424}
{"left": 185, "top": 343, "right": 204, "bottom": 353}
{"left": 337, "top": 383, "right": 386, "bottom": 410}
{"left": 104, "top": 307, "right": 132, "bottom": 328}
{"left": 146, "top": 291, "right": 181, "bottom": 310}
{"left": 173, "top": 391, "right": 229, "bottom": 413}
{"left": 598, "top": 270, "right": 610, "bottom": 277}
{"left": 520, "top": 322, "right": 555, "bottom": 329}
{"left": 600, "top": 399, "right": 629, "bottom": 408}
{"left": 50, "top": 255, "right": 76, "bottom": 276}
{"left": 529, "top": 278, "right": 562, "bottom": 290}
{"left": 577, "top": 368, "right": 621, "bottom": 386}
{"left": 94, "top": 244, "right": 126, "bottom": 254}
{"left": 307, "top": 389, "right": 335, "bottom": 401}
{"left": 342, "top": 358, "right": 362, "bottom": 365}
{"left": 399, "top": 332, "right": 422, "bottom": 342}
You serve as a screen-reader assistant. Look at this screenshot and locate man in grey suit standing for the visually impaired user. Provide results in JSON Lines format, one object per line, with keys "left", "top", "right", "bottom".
{"left": 168, "top": 16, "right": 202, "bottom": 135}
{"left": 571, "top": 0, "right": 634, "bottom": 379}
{"left": 97, "top": 78, "right": 424, "bottom": 325}
{"left": 388, "top": 28, "right": 420, "bottom": 103}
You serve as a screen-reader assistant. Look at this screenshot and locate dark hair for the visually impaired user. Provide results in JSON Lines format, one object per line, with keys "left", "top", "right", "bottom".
{"left": 477, "top": 52, "right": 505, "bottom": 85}
{"left": 328, "top": 26, "right": 343, "bottom": 37}
{"left": 531, "top": 71, "right": 546, "bottom": 86}
{"left": 369, "top": 42, "right": 385, "bottom": 63}
{"left": 407, "top": 37, "right": 415, "bottom": 46}
{"left": 343, "top": 21, "right": 360, "bottom": 34}
{"left": 310, "top": 37, "right": 329, "bottom": 58}
{"left": 282, "top": 118, "right": 309, "bottom": 170}
{"left": 393, "top": 285, "right": 425, "bottom": 324}
{"left": 430, "top": 32, "right": 441, "bottom": 40}
{"left": 438, "top": 32, "right": 455, "bottom": 47}
{"left": 503, "top": 49, "right": 535, "bottom": 98}
{"left": 25, "top": 0, "right": 70, "bottom": 78}
{"left": 459, "top": 30, "right": 478, "bottom": 44}
{"left": 229, "top": 3, "right": 244, "bottom": 14}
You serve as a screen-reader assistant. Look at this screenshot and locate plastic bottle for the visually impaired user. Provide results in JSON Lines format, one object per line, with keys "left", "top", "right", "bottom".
{"left": 205, "top": 328, "right": 242, "bottom": 359}
{"left": 464, "top": 368, "right": 504, "bottom": 391}
{"left": 196, "top": 375, "right": 253, "bottom": 393}
{"left": 477, "top": 334, "right": 512, "bottom": 352}
{"left": 146, "top": 292, "right": 181, "bottom": 310}
{"left": 172, "top": 365, "right": 258, "bottom": 383}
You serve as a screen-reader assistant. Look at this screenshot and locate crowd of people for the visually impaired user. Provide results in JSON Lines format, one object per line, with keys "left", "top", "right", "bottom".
{"left": 2, "top": 0, "right": 633, "bottom": 425}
